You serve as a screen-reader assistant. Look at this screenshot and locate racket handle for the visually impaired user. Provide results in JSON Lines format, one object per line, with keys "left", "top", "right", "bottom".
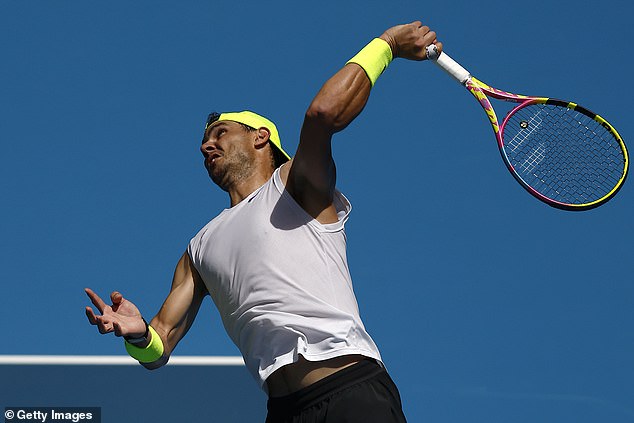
{"left": 425, "top": 45, "right": 471, "bottom": 85}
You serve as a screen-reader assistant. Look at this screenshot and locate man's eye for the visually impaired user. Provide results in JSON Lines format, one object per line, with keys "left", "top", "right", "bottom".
{"left": 217, "top": 129, "right": 226, "bottom": 137}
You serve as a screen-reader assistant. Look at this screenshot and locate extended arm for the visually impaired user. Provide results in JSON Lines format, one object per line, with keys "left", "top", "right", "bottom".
{"left": 146, "top": 251, "right": 208, "bottom": 367}
{"left": 282, "top": 21, "right": 441, "bottom": 223}
{"left": 85, "top": 251, "right": 208, "bottom": 369}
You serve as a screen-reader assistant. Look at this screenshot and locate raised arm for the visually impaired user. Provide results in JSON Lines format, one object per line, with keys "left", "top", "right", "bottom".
{"left": 85, "top": 251, "right": 208, "bottom": 369}
{"left": 282, "top": 21, "right": 441, "bottom": 223}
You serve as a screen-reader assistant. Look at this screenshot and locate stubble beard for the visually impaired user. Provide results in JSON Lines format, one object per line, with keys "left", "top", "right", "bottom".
{"left": 209, "top": 150, "right": 255, "bottom": 192}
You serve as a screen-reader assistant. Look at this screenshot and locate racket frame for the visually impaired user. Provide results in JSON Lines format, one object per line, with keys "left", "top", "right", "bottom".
{"left": 433, "top": 52, "right": 628, "bottom": 210}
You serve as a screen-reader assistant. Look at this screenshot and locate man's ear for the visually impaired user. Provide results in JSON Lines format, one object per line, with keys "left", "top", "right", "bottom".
{"left": 254, "top": 127, "right": 271, "bottom": 148}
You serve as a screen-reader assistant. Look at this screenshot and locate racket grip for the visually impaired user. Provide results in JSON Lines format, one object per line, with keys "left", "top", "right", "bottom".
{"left": 425, "top": 44, "right": 440, "bottom": 60}
{"left": 426, "top": 47, "right": 471, "bottom": 85}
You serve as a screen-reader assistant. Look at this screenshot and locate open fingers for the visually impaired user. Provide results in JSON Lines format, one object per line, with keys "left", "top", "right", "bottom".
{"left": 95, "top": 315, "right": 114, "bottom": 334}
{"left": 84, "top": 288, "right": 108, "bottom": 314}
{"left": 113, "top": 321, "right": 123, "bottom": 337}
{"left": 110, "top": 291, "right": 124, "bottom": 312}
{"left": 85, "top": 306, "right": 99, "bottom": 325}
{"left": 87, "top": 306, "right": 116, "bottom": 334}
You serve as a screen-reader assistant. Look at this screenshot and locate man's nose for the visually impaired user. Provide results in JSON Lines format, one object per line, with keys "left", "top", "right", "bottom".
{"left": 200, "top": 140, "right": 215, "bottom": 156}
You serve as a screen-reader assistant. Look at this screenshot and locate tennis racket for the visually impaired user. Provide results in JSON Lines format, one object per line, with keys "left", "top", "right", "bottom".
{"left": 426, "top": 45, "right": 628, "bottom": 211}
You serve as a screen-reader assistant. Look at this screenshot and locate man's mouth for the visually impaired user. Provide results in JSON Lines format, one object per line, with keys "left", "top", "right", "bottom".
{"left": 205, "top": 152, "right": 222, "bottom": 167}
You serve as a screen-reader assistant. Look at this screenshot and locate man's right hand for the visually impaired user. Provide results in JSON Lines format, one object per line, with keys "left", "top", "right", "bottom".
{"left": 84, "top": 288, "right": 146, "bottom": 338}
{"left": 380, "top": 20, "right": 442, "bottom": 61}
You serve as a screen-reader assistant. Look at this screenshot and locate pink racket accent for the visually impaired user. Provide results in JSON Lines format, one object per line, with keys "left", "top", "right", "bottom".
{"left": 430, "top": 51, "right": 628, "bottom": 210}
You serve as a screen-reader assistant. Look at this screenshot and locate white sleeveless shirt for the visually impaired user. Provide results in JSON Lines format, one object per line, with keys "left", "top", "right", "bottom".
{"left": 187, "top": 167, "right": 381, "bottom": 389}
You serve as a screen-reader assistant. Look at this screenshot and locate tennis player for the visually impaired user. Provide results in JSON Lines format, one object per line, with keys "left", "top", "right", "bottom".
{"left": 85, "top": 20, "right": 440, "bottom": 422}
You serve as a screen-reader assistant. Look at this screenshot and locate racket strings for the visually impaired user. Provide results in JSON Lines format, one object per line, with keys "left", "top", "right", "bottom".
{"left": 502, "top": 104, "right": 625, "bottom": 205}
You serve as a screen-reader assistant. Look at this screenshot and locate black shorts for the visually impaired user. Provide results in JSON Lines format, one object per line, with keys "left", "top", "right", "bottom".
{"left": 265, "top": 358, "right": 407, "bottom": 423}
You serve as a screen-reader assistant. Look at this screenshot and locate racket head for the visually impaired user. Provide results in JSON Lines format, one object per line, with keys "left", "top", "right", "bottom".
{"left": 498, "top": 99, "right": 628, "bottom": 210}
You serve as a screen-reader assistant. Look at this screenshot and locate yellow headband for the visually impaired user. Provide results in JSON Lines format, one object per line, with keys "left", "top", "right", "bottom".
{"left": 212, "top": 111, "right": 291, "bottom": 161}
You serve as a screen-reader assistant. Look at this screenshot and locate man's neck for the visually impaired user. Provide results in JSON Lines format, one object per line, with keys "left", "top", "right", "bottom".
{"left": 226, "top": 170, "right": 274, "bottom": 207}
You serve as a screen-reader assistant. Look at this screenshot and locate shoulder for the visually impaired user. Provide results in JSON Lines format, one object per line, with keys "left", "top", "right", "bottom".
{"left": 277, "top": 160, "right": 292, "bottom": 186}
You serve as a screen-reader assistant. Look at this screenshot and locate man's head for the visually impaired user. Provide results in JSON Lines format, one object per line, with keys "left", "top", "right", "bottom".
{"left": 201, "top": 110, "right": 291, "bottom": 191}
{"left": 205, "top": 111, "right": 290, "bottom": 166}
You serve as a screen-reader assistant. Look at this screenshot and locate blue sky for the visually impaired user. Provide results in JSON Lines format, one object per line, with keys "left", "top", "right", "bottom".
{"left": 1, "top": 1, "right": 633, "bottom": 421}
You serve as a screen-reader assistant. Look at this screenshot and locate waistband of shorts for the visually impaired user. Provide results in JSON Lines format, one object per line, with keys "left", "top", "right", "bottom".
{"left": 267, "top": 358, "right": 384, "bottom": 413}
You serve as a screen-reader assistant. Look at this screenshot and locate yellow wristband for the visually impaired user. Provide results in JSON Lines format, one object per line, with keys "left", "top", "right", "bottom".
{"left": 124, "top": 326, "right": 164, "bottom": 363}
{"left": 346, "top": 38, "right": 393, "bottom": 86}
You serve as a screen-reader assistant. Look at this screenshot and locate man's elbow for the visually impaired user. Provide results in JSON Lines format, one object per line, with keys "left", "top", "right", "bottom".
{"left": 305, "top": 100, "right": 347, "bottom": 134}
